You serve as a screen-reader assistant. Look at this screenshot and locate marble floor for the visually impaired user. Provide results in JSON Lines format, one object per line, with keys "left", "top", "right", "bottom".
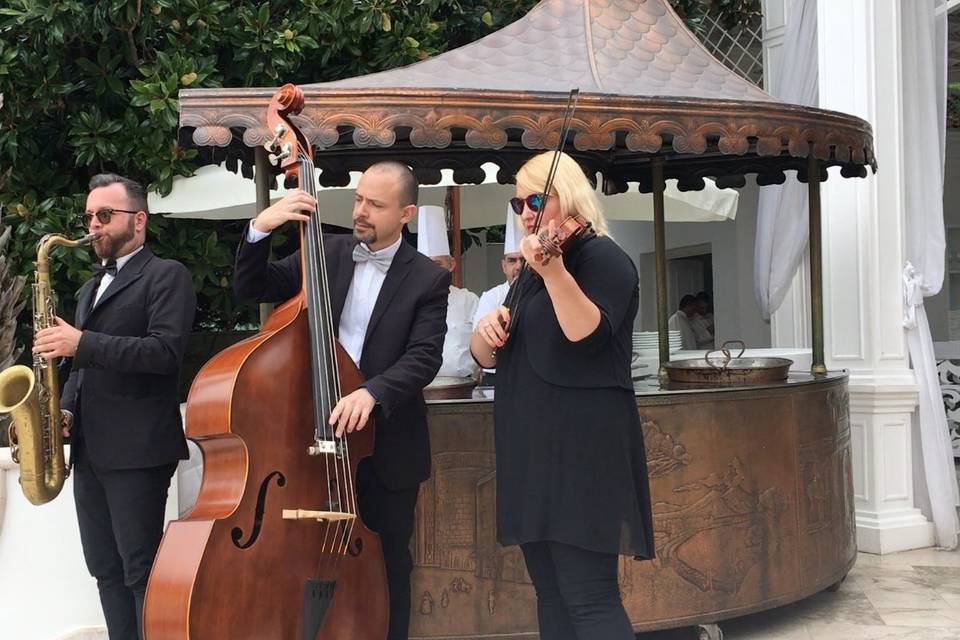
{"left": 637, "top": 546, "right": 960, "bottom": 640}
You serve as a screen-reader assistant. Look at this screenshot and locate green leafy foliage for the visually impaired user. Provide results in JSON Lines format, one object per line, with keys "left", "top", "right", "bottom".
{"left": 0, "top": 0, "right": 732, "bottom": 331}
{"left": 0, "top": 0, "right": 538, "bottom": 330}
{"left": 670, "top": 0, "right": 761, "bottom": 33}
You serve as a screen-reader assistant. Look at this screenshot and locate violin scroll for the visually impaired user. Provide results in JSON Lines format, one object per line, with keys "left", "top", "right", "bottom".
{"left": 533, "top": 214, "right": 593, "bottom": 266}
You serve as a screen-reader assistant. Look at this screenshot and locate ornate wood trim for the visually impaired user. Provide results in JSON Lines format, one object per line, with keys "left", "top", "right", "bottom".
{"left": 180, "top": 88, "right": 876, "bottom": 188}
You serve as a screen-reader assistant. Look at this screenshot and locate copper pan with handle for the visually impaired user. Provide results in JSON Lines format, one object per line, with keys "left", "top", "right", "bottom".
{"left": 664, "top": 340, "right": 793, "bottom": 385}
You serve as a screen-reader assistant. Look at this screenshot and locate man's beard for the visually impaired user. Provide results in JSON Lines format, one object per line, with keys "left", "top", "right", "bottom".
{"left": 353, "top": 220, "right": 377, "bottom": 246}
{"left": 94, "top": 218, "right": 135, "bottom": 261}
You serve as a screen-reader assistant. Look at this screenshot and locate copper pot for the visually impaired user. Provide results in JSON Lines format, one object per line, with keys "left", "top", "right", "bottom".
{"left": 664, "top": 340, "right": 793, "bottom": 385}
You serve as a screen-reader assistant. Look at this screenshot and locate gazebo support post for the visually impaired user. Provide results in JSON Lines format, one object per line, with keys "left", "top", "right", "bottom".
{"left": 449, "top": 186, "right": 463, "bottom": 288}
{"left": 808, "top": 153, "right": 826, "bottom": 376}
{"left": 652, "top": 157, "right": 669, "bottom": 379}
{"left": 255, "top": 147, "right": 274, "bottom": 328}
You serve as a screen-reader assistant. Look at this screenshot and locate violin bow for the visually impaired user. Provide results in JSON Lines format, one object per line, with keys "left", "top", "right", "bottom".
{"left": 501, "top": 88, "right": 580, "bottom": 327}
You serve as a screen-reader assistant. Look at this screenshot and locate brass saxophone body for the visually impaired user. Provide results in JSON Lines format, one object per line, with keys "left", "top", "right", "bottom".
{"left": 0, "top": 232, "right": 98, "bottom": 505}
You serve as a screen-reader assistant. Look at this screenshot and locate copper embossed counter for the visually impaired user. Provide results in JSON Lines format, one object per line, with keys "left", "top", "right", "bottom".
{"left": 408, "top": 372, "right": 854, "bottom": 638}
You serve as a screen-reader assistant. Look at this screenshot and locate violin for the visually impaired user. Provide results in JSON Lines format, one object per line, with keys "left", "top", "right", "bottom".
{"left": 531, "top": 213, "right": 593, "bottom": 267}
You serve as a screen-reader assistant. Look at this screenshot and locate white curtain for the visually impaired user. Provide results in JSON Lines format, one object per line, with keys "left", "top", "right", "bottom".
{"left": 753, "top": 0, "right": 818, "bottom": 320}
{"left": 902, "top": 0, "right": 960, "bottom": 550}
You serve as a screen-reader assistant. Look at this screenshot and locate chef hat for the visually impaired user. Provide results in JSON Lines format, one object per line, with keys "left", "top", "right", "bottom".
{"left": 416, "top": 205, "right": 450, "bottom": 257}
{"left": 503, "top": 203, "right": 521, "bottom": 255}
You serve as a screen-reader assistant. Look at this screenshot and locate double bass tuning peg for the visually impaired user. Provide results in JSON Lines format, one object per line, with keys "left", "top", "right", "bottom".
{"left": 263, "top": 123, "right": 287, "bottom": 154}
{"left": 268, "top": 143, "right": 292, "bottom": 166}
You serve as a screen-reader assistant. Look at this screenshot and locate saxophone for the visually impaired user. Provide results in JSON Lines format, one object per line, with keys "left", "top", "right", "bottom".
{"left": 0, "top": 232, "right": 98, "bottom": 505}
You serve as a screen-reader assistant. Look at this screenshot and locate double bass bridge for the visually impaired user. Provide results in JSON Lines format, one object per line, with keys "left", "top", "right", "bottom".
{"left": 282, "top": 509, "right": 356, "bottom": 523}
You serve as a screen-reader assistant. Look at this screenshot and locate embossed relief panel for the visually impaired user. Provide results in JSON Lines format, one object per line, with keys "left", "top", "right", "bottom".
{"left": 795, "top": 384, "right": 856, "bottom": 592}
{"left": 410, "top": 383, "right": 852, "bottom": 638}
{"left": 625, "top": 393, "right": 800, "bottom": 627}
{"left": 410, "top": 405, "right": 538, "bottom": 639}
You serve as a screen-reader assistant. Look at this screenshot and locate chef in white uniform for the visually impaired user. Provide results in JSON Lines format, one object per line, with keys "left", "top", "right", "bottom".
{"left": 418, "top": 205, "right": 480, "bottom": 380}
{"left": 471, "top": 205, "right": 523, "bottom": 385}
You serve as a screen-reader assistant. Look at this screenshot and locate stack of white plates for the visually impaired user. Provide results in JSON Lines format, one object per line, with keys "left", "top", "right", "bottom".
{"left": 632, "top": 331, "right": 681, "bottom": 357}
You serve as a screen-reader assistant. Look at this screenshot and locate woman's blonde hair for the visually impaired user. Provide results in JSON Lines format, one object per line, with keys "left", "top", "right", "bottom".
{"left": 515, "top": 151, "right": 610, "bottom": 237}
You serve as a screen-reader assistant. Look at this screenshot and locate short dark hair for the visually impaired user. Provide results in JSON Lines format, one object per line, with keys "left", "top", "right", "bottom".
{"left": 88, "top": 173, "right": 149, "bottom": 214}
{"left": 679, "top": 294, "right": 698, "bottom": 310}
{"left": 366, "top": 161, "right": 418, "bottom": 207}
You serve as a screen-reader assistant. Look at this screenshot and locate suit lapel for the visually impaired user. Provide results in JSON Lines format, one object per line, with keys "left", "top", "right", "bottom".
{"left": 76, "top": 279, "right": 98, "bottom": 327}
{"left": 83, "top": 246, "right": 152, "bottom": 326}
{"left": 329, "top": 236, "right": 358, "bottom": 329}
{"left": 364, "top": 240, "right": 414, "bottom": 342}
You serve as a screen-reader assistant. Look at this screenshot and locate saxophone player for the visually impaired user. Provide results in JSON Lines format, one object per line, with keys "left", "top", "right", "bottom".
{"left": 32, "top": 174, "right": 196, "bottom": 640}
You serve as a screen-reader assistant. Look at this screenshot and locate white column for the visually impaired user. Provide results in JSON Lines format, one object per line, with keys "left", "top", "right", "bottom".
{"left": 815, "top": 0, "right": 934, "bottom": 553}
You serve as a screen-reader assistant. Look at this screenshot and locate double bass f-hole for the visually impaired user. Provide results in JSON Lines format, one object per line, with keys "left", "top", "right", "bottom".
{"left": 231, "top": 471, "right": 286, "bottom": 550}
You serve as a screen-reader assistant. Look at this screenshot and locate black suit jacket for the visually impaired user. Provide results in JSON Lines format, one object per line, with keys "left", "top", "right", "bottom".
{"left": 234, "top": 233, "right": 450, "bottom": 489}
{"left": 61, "top": 246, "right": 196, "bottom": 470}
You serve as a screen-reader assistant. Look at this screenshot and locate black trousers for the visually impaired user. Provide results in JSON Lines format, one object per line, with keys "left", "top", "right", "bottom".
{"left": 520, "top": 541, "right": 634, "bottom": 640}
{"left": 73, "top": 443, "right": 176, "bottom": 640}
{"left": 356, "top": 458, "right": 420, "bottom": 640}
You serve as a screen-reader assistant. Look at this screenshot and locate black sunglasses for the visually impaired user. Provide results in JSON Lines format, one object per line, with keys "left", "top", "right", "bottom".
{"left": 509, "top": 193, "right": 545, "bottom": 215}
{"left": 81, "top": 207, "right": 139, "bottom": 227}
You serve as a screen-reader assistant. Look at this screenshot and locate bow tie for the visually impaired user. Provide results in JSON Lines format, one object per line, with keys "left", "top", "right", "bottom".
{"left": 352, "top": 244, "right": 393, "bottom": 274}
{"left": 91, "top": 261, "right": 117, "bottom": 278}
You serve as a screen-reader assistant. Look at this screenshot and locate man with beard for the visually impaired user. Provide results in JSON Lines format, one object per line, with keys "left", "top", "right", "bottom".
{"left": 233, "top": 160, "right": 449, "bottom": 640}
{"left": 33, "top": 173, "right": 196, "bottom": 639}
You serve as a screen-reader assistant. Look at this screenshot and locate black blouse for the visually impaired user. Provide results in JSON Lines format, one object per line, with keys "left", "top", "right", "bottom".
{"left": 493, "top": 234, "right": 655, "bottom": 558}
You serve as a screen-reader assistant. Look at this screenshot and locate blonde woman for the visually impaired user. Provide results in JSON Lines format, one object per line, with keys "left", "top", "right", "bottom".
{"left": 471, "top": 152, "right": 654, "bottom": 639}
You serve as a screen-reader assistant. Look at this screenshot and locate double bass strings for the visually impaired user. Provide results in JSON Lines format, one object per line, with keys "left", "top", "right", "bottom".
{"left": 298, "top": 157, "right": 346, "bottom": 569}
{"left": 300, "top": 156, "right": 359, "bottom": 571}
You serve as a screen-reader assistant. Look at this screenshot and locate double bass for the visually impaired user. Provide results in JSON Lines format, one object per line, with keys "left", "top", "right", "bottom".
{"left": 143, "top": 85, "right": 389, "bottom": 639}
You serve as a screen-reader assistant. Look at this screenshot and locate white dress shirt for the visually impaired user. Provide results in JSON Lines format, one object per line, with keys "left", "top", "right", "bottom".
{"left": 472, "top": 281, "right": 510, "bottom": 376}
{"left": 94, "top": 244, "right": 145, "bottom": 306}
{"left": 690, "top": 314, "right": 714, "bottom": 349}
{"left": 668, "top": 310, "right": 698, "bottom": 351}
{"left": 473, "top": 281, "right": 510, "bottom": 327}
{"left": 247, "top": 221, "right": 400, "bottom": 366}
{"left": 436, "top": 285, "right": 479, "bottom": 378}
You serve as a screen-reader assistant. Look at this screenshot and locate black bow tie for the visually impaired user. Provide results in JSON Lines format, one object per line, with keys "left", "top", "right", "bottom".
{"left": 91, "top": 261, "right": 117, "bottom": 278}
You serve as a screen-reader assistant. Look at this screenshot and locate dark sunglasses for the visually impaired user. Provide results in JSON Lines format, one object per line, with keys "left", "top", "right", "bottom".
{"left": 81, "top": 207, "right": 139, "bottom": 226}
{"left": 509, "top": 193, "right": 545, "bottom": 215}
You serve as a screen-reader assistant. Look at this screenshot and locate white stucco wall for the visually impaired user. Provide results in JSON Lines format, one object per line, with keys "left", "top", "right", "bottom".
{"left": 460, "top": 182, "right": 771, "bottom": 350}
{"left": 0, "top": 448, "right": 179, "bottom": 640}
{"left": 612, "top": 180, "right": 771, "bottom": 349}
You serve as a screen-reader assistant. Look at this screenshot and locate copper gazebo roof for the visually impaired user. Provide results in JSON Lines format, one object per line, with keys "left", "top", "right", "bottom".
{"left": 179, "top": 0, "right": 875, "bottom": 192}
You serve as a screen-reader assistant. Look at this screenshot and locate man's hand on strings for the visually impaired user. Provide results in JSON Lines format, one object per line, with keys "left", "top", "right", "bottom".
{"left": 328, "top": 388, "right": 376, "bottom": 438}
{"left": 251, "top": 191, "right": 316, "bottom": 233}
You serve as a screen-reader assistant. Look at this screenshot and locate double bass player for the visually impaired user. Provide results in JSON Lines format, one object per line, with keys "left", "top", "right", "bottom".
{"left": 233, "top": 160, "right": 450, "bottom": 640}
